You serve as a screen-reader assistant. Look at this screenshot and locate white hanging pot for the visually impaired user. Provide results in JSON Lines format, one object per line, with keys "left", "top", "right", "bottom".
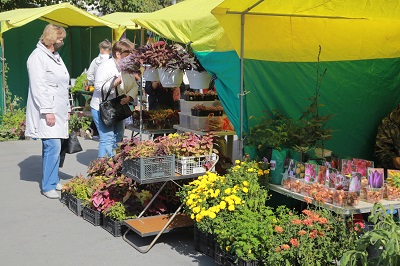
{"left": 143, "top": 67, "right": 160, "bottom": 82}
{"left": 158, "top": 68, "right": 184, "bottom": 88}
{"left": 121, "top": 72, "right": 138, "bottom": 99}
{"left": 185, "top": 69, "right": 212, "bottom": 90}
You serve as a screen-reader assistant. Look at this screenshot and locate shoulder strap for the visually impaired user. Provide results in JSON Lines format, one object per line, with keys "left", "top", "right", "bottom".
{"left": 101, "top": 76, "right": 118, "bottom": 102}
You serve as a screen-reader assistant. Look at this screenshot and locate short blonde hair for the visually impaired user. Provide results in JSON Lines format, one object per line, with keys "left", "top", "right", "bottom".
{"left": 99, "top": 39, "right": 112, "bottom": 51}
{"left": 40, "top": 24, "right": 66, "bottom": 46}
{"left": 112, "top": 39, "right": 135, "bottom": 58}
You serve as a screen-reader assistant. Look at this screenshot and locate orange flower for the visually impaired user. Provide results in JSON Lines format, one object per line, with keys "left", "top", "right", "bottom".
{"left": 302, "top": 209, "right": 313, "bottom": 216}
{"left": 311, "top": 214, "right": 320, "bottom": 222}
{"left": 302, "top": 218, "right": 313, "bottom": 226}
{"left": 274, "top": 226, "right": 284, "bottom": 233}
{"left": 298, "top": 230, "right": 307, "bottom": 236}
{"left": 289, "top": 238, "right": 300, "bottom": 248}
{"left": 309, "top": 229, "right": 317, "bottom": 239}
{"left": 291, "top": 219, "right": 301, "bottom": 225}
{"left": 275, "top": 247, "right": 281, "bottom": 252}
{"left": 281, "top": 244, "right": 290, "bottom": 250}
{"left": 318, "top": 217, "right": 328, "bottom": 225}
{"left": 317, "top": 231, "right": 325, "bottom": 237}
{"left": 304, "top": 197, "right": 312, "bottom": 204}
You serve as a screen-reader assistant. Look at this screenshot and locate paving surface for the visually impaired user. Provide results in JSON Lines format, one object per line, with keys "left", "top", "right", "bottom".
{"left": 0, "top": 130, "right": 218, "bottom": 266}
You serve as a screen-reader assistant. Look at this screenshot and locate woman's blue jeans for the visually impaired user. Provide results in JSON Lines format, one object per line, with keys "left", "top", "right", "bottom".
{"left": 42, "top": 138, "right": 61, "bottom": 192}
{"left": 91, "top": 108, "right": 124, "bottom": 158}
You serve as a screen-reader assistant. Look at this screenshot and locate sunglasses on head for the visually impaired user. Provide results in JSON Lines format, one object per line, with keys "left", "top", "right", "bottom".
{"left": 121, "top": 50, "right": 131, "bottom": 54}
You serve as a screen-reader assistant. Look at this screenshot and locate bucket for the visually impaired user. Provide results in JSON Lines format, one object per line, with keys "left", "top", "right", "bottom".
{"left": 186, "top": 70, "right": 212, "bottom": 90}
{"left": 143, "top": 67, "right": 160, "bottom": 82}
{"left": 158, "top": 68, "right": 183, "bottom": 88}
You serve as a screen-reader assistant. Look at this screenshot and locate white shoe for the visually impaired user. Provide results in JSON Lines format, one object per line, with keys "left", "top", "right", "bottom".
{"left": 43, "top": 190, "right": 59, "bottom": 199}
{"left": 56, "top": 183, "right": 62, "bottom": 191}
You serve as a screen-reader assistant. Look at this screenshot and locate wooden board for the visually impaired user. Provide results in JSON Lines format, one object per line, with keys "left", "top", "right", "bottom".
{"left": 124, "top": 214, "right": 194, "bottom": 237}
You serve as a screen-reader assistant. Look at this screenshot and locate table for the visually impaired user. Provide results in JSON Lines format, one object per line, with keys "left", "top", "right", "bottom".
{"left": 173, "top": 125, "right": 236, "bottom": 162}
{"left": 122, "top": 167, "right": 217, "bottom": 253}
{"left": 269, "top": 184, "right": 400, "bottom": 215}
{"left": 125, "top": 124, "right": 176, "bottom": 139}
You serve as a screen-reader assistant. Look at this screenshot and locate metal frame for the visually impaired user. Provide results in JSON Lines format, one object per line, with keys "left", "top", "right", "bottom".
{"left": 122, "top": 158, "right": 219, "bottom": 253}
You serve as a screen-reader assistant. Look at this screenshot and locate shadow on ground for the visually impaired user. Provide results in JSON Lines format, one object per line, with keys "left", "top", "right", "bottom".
{"left": 123, "top": 227, "right": 214, "bottom": 265}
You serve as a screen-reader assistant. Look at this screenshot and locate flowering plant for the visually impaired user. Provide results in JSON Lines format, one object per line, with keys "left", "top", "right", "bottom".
{"left": 265, "top": 206, "right": 357, "bottom": 266}
{"left": 340, "top": 203, "right": 400, "bottom": 265}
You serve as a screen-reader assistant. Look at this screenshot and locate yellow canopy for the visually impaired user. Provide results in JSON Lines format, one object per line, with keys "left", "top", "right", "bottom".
{"left": 0, "top": 3, "right": 123, "bottom": 38}
{"left": 212, "top": 0, "right": 400, "bottom": 62}
{"left": 133, "top": 0, "right": 233, "bottom": 52}
{"left": 101, "top": 12, "right": 147, "bottom": 30}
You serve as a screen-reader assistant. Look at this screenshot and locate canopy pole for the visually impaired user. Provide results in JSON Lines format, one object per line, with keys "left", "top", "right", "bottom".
{"left": 239, "top": 0, "right": 264, "bottom": 159}
{"left": 1, "top": 37, "right": 5, "bottom": 115}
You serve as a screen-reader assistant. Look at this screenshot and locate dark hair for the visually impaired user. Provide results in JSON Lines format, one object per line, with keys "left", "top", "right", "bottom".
{"left": 112, "top": 39, "right": 135, "bottom": 58}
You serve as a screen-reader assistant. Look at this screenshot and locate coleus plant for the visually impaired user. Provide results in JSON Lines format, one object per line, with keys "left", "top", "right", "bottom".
{"left": 119, "top": 53, "right": 142, "bottom": 75}
{"left": 134, "top": 41, "right": 175, "bottom": 68}
{"left": 90, "top": 175, "right": 134, "bottom": 212}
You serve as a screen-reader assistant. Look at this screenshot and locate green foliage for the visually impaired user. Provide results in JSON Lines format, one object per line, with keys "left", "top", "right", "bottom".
{"left": 69, "top": 112, "right": 91, "bottom": 133}
{"left": 103, "top": 201, "right": 136, "bottom": 221}
{"left": 71, "top": 73, "right": 87, "bottom": 93}
{"left": 340, "top": 203, "right": 400, "bottom": 266}
{"left": 0, "top": 62, "right": 26, "bottom": 141}
{"left": 0, "top": 0, "right": 183, "bottom": 14}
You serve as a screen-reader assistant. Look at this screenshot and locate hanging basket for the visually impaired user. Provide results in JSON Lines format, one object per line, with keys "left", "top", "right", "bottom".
{"left": 185, "top": 69, "right": 212, "bottom": 90}
{"left": 143, "top": 67, "right": 160, "bottom": 82}
{"left": 121, "top": 72, "right": 138, "bottom": 99}
{"left": 158, "top": 68, "right": 183, "bottom": 88}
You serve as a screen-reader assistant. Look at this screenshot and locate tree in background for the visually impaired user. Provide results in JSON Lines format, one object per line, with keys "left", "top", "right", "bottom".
{"left": 0, "top": 0, "right": 183, "bottom": 13}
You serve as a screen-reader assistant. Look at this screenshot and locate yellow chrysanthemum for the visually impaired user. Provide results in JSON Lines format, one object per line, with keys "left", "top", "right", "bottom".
{"left": 242, "top": 181, "right": 249, "bottom": 187}
{"left": 235, "top": 160, "right": 241, "bottom": 165}
{"left": 193, "top": 206, "right": 201, "bottom": 213}
{"left": 219, "top": 201, "right": 227, "bottom": 209}
{"left": 208, "top": 212, "right": 216, "bottom": 219}
{"left": 228, "top": 205, "right": 235, "bottom": 211}
{"left": 242, "top": 187, "right": 249, "bottom": 193}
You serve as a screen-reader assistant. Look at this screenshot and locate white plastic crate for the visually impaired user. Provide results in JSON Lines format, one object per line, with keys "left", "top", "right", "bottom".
{"left": 180, "top": 99, "right": 215, "bottom": 115}
{"left": 179, "top": 113, "right": 191, "bottom": 127}
{"left": 175, "top": 153, "right": 217, "bottom": 175}
{"left": 189, "top": 115, "right": 208, "bottom": 131}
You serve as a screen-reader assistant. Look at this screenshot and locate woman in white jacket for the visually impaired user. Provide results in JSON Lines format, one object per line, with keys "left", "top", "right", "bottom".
{"left": 25, "top": 24, "right": 70, "bottom": 199}
{"left": 86, "top": 39, "right": 112, "bottom": 86}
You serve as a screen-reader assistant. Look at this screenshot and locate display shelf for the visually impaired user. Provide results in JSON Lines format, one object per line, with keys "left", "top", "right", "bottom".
{"left": 269, "top": 184, "right": 400, "bottom": 215}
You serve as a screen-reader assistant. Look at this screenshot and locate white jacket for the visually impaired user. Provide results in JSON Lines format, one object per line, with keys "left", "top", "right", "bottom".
{"left": 90, "top": 58, "right": 137, "bottom": 111}
{"left": 25, "top": 41, "right": 70, "bottom": 139}
{"left": 86, "top": 54, "right": 110, "bottom": 85}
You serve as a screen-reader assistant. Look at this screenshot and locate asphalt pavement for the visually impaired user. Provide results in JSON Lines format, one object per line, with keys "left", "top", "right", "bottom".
{"left": 0, "top": 130, "right": 215, "bottom": 266}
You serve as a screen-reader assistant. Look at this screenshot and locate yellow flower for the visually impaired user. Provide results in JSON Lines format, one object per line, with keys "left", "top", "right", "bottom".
{"left": 193, "top": 207, "right": 201, "bottom": 213}
{"left": 214, "top": 189, "right": 220, "bottom": 197}
{"left": 248, "top": 168, "right": 254, "bottom": 172}
{"left": 226, "top": 246, "right": 230, "bottom": 251}
{"left": 219, "top": 201, "right": 227, "bottom": 209}
{"left": 242, "top": 181, "right": 249, "bottom": 187}
{"left": 195, "top": 214, "right": 203, "bottom": 222}
{"left": 228, "top": 205, "right": 235, "bottom": 211}
{"left": 242, "top": 187, "right": 249, "bottom": 193}
{"left": 224, "top": 188, "right": 232, "bottom": 194}
{"left": 208, "top": 212, "right": 216, "bottom": 219}
{"left": 190, "top": 214, "right": 195, "bottom": 219}
{"left": 235, "top": 160, "right": 240, "bottom": 165}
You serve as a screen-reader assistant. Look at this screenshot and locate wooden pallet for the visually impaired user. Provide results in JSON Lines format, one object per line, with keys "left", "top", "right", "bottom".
{"left": 124, "top": 213, "right": 193, "bottom": 237}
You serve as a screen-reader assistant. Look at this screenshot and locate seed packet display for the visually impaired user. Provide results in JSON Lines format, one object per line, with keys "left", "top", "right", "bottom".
{"left": 349, "top": 172, "right": 362, "bottom": 191}
{"left": 295, "top": 162, "right": 305, "bottom": 179}
{"left": 287, "top": 159, "right": 296, "bottom": 177}
{"left": 336, "top": 174, "right": 350, "bottom": 190}
{"left": 341, "top": 159, "right": 354, "bottom": 175}
{"left": 367, "top": 167, "right": 384, "bottom": 188}
{"left": 387, "top": 169, "right": 400, "bottom": 180}
{"left": 317, "top": 165, "right": 327, "bottom": 184}
{"left": 352, "top": 158, "right": 374, "bottom": 177}
{"left": 304, "top": 163, "right": 317, "bottom": 182}
{"left": 326, "top": 168, "right": 338, "bottom": 188}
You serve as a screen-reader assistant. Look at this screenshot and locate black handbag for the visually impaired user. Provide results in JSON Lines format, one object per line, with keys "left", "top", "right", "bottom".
{"left": 60, "top": 133, "right": 83, "bottom": 168}
{"left": 99, "top": 76, "right": 133, "bottom": 127}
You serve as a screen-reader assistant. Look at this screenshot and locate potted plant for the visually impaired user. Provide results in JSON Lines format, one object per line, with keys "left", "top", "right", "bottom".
{"left": 119, "top": 53, "right": 141, "bottom": 93}
{"left": 184, "top": 45, "right": 212, "bottom": 90}
{"left": 184, "top": 90, "right": 218, "bottom": 101}
{"left": 340, "top": 203, "right": 400, "bottom": 265}
{"left": 191, "top": 104, "right": 224, "bottom": 117}
{"left": 68, "top": 112, "right": 92, "bottom": 137}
